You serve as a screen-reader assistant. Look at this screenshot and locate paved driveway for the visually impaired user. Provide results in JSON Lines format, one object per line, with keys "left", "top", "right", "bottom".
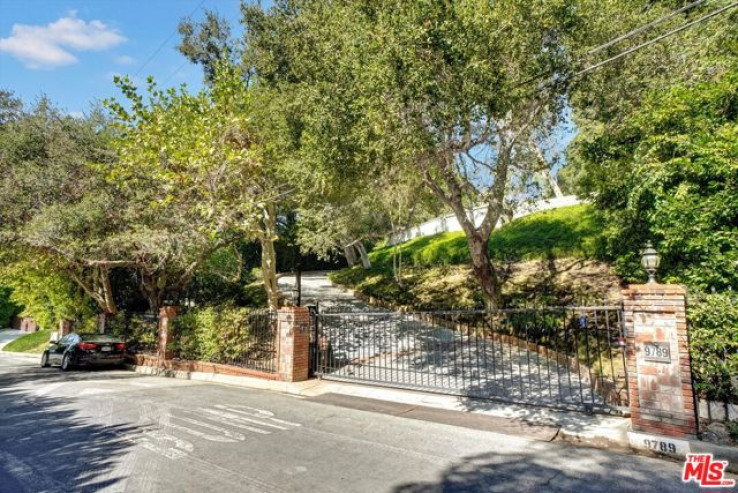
{"left": 278, "top": 273, "right": 605, "bottom": 410}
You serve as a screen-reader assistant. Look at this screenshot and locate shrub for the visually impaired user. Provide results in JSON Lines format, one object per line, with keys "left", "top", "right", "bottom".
{"left": 172, "top": 306, "right": 274, "bottom": 363}
{"left": 687, "top": 292, "right": 738, "bottom": 403}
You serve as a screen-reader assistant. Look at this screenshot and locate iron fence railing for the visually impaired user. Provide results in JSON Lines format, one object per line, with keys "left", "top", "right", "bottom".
{"left": 172, "top": 309, "right": 279, "bottom": 373}
{"left": 312, "top": 305, "right": 629, "bottom": 412}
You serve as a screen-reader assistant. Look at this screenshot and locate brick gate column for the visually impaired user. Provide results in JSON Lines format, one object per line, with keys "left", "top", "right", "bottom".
{"left": 622, "top": 284, "right": 697, "bottom": 440}
{"left": 157, "top": 306, "right": 181, "bottom": 363}
{"left": 277, "top": 306, "right": 310, "bottom": 382}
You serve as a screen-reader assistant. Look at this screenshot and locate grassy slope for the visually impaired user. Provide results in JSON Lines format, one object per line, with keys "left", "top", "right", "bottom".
{"left": 370, "top": 204, "right": 603, "bottom": 268}
{"left": 331, "top": 204, "right": 618, "bottom": 308}
{"left": 2, "top": 330, "right": 51, "bottom": 353}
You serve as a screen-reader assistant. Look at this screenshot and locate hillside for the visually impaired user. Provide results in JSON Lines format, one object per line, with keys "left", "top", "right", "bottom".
{"left": 331, "top": 204, "right": 621, "bottom": 309}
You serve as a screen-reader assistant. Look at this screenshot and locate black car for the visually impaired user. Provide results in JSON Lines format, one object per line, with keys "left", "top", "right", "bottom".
{"left": 41, "top": 334, "right": 127, "bottom": 371}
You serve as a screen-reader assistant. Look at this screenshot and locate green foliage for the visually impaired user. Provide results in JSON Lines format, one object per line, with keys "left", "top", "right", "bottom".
{"left": 0, "top": 254, "right": 96, "bottom": 331}
{"left": 2, "top": 330, "right": 52, "bottom": 354}
{"left": 0, "top": 286, "right": 21, "bottom": 328}
{"left": 687, "top": 292, "right": 738, "bottom": 403}
{"left": 369, "top": 205, "right": 602, "bottom": 268}
{"left": 108, "top": 311, "right": 159, "bottom": 350}
{"left": 172, "top": 306, "right": 270, "bottom": 362}
{"left": 572, "top": 64, "right": 738, "bottom": 289}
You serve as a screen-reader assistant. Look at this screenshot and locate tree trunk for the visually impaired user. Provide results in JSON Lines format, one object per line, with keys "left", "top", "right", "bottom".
{"left": 467, "top": 233, "right": 501, "bottom": 310}
{"left": 547, "top": 170, "right": 564, "bottom": 199}
{"left": 100, "top": 266, "right": 117, "bottom": 315}
{"left": 356, "top": 242, "right": 371, "bottom": 269}
{"left": 260, "top": 204, "right": 280, "bottom": 312}
{"left": 344, "top": 245, "right": 358, "bottom": 267}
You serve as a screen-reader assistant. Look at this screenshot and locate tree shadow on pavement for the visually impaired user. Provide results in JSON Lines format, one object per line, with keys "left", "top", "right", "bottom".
{"left": 0, "top": 384, "right": 144, "bottom": 492}
{"left": 392, "top": 446, "right": 696, "bottom": 493}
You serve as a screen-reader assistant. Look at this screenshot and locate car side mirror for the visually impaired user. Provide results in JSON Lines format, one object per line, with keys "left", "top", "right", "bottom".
{"left": 50, "top": 332, "right": 60, "bottom": 343}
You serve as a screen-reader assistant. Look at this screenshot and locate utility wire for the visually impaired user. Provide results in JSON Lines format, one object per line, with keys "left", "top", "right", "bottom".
{"left": 133, "top": 0, "right": 207, "bottom": 78}
{"left": 585, "top": 0, "right": 709, "bottom": 56}
{"left": 571, "top": 1, "right": 738, "bottom": 79}
{"left": 515, "top": 0, "right": 714, "bottom": 89}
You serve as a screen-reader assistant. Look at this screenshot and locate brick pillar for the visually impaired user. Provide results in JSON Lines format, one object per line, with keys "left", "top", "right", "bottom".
{"left": 157, "top": 306, "right": 181, "bottom": 362}
{"left": 277, "top": 306, "right": 310, "bottom": 382}
{"left": 622, "top": 284, "right": 697, "bottom": 439}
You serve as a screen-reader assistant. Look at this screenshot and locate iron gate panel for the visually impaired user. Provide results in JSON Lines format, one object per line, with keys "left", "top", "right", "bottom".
{"left": 310, "top": 305, "right": 629, "bottom": 413}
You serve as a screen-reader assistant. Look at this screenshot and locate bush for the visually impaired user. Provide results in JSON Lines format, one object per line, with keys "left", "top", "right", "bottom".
{"left": 172, "top": 306, "right": 274, "bottom": 363}
{"left": 108, "top": 311, "right": 159, "bottom": 351}
{"left": 687, "top": 292, "right": 738, "bottom": 403}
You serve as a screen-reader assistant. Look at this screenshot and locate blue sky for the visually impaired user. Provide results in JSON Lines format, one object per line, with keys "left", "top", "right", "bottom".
{"left": 0, "top": 0, "right": 246, "bottom": 115}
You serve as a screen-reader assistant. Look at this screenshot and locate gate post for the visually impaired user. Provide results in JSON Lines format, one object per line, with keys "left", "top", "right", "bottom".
{"left": 157, "top": 306, "right": 181, "bottom": 363}
{"left": 277, "top": 306, "right": 310, "bottom": 382}
{"left": 622, "top": 284, "right": 697, "bottom": 442}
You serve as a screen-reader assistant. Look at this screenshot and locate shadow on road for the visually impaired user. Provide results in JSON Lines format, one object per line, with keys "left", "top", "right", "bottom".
{"left": 0, "top": 376, "right": 143, "bottom": 492}
{"left": 392, "top": 448, "right": 691, "bottom": 493}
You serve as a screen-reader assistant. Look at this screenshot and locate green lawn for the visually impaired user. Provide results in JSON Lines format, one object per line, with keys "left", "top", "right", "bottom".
{"left": 2, "top": 330, "right": 51, "bottom": 353}
{"left": 369, "top": 203, "right": 603, "bottom": 268}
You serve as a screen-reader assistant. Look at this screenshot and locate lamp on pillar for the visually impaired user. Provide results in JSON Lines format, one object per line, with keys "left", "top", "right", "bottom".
{"left": 640, "top": 241, "right": 661, "bottom": 284}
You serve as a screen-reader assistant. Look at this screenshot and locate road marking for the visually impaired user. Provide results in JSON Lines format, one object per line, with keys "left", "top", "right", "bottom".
{"left": 169, "top": 415, "right": 246, "bottom": 441}
{"left": 194, "top": 408, "right": 272, "bottom": 434}
{"left": 203, "top": 408, "right": 288, "bottom": 430}
{"left": 215, "top": 404, "right": 301, "bottom": 427}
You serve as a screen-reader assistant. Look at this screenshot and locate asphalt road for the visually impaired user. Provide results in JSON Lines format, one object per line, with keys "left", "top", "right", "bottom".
{"left": 0, "top": 351, "right": 715, "bottom": 492}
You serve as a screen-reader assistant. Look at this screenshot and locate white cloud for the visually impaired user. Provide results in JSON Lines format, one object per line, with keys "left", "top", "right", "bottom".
{"left": 0, "top": 13, "right": 126, "bottom": 69}
{"left": 115, "top": 55, "right": 135, "bottom": 65}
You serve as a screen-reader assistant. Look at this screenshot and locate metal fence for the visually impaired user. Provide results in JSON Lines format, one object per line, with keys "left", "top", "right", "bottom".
{"left": 312, "top": 305, "right": 629, "bottom": 413}
{"left": 172, "top": 309, "right": 279, "bottom": 373}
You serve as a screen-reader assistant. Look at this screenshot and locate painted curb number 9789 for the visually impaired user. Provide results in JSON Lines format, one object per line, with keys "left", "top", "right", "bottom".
{"left": 644, "top": 439, "right": 677, "bottom": 454}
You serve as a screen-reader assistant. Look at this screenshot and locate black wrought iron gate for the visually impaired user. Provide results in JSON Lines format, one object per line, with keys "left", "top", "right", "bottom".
{"left": 309, "top": 304, "right": 629, "bottom": 413}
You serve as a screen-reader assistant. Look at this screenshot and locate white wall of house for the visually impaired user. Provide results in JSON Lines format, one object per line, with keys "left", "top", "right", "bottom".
{"left": 388, "top": 195, "right": 582, "bottom": 246}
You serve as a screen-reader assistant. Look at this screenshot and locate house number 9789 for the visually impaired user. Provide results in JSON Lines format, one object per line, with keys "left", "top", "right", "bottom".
{"left": 644, "top": 439, "right": 677, "bottom": 454}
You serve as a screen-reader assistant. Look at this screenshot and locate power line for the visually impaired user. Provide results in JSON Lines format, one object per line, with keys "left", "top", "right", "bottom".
{"left": 162, "top": 60, "right": 190, "bottom": 86}
{"left": 133, "top": 0, "right": 207, "bottom": 78}
{"left": 515, "top": 0, "right": 714, "bottom": 90}
{"left": 572, "top": 1, "right": 738, "bottom": 79}
{"left": 585, "top": 0, "right": 709, "bottom": 56}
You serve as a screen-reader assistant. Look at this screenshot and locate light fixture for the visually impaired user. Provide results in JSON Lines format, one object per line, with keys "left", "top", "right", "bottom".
{"left": 640, "top": 241, "right": 661, "bottom": 284}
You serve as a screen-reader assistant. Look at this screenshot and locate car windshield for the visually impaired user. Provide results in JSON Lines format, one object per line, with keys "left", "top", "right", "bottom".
{"left": 79, "top": 334, "right": 122, "bottom": 343}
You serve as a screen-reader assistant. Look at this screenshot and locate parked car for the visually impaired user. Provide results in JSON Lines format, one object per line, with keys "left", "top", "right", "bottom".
{"left": 41, "top": 333, "right": 127, "bottom": 371}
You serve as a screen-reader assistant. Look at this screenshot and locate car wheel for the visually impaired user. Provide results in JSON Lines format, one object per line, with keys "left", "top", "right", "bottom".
{"left": 40, "top": 351, "right": 50, "bottom": 368}
{"left": 61, "top": 353, "right": 72, "bottom": 372}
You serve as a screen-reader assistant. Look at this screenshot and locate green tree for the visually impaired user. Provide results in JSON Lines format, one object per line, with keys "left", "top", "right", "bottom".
{"left": 571, "top": 62, "right": 738, "bottom": 289}
{"left": 103, "top": 65, "right": 278, "bottom": 309}
{"left": 0, "top": 96, "right": 122, "bottom": 320}
{"left": 241, "top": 0, "right": 585, "bottom": 307}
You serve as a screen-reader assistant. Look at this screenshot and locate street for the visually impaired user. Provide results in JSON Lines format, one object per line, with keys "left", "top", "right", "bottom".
{"left": 0, "top": 351, "right": 714, "bottom": 492}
